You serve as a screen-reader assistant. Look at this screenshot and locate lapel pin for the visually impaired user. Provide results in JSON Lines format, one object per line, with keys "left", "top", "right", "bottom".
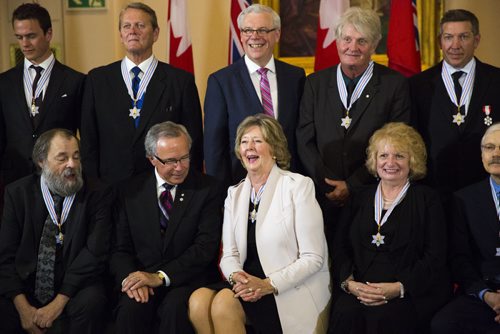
{"left": 366, "top": 94, "right": 370, "bottom": 98}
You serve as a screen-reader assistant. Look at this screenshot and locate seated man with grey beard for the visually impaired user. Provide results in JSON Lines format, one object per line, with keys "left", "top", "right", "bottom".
{"left": 0, "top": 128, "right": 112, "bottom": 334}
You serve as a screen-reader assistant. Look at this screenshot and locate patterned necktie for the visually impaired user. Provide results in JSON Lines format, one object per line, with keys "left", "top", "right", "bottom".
{"left": 159, "top": 183, "right": 174, "bottom": 231}
{"left": 131, "top": 66, "right": 142, "bottom": 128}
{"left": 34, "top": 194, "right": 63, "bottom": 305}
{"left": 452, "top": 71, "right": 464, "bottom": 105}
{"left": 257, "top": 67, "right": 274, "bottom": 117}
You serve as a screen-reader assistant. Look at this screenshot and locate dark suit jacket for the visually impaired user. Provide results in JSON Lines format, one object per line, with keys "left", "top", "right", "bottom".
{"left": 80, "top": 60, "right": 203, "bottom": 184}
{"left": 109, "top": 169, "right": 223, "bottom": 289}
{"left": 203, "top": 57, "right": 305, "bottom": 187}
{"left": 297, "top": 63, "right": 410, "bottom": 194}
{"left": 0, "top": 61, "right": 84, "bottom": 184}
{"left": 451, "top": 178, "right": 500, "bottom": 296}
{"left": 334, "top": 184, "right": 451, "bottom": 321}
{"left": 410, "top": 59, "right": 500, "bottom": 195}
{"left": 0, "top": 175, "right": 112, "bottom": 299}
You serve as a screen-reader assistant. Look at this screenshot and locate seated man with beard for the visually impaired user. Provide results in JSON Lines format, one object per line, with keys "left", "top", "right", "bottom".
{"left": 0, "top": 129, "right": 112, "bottom": 334}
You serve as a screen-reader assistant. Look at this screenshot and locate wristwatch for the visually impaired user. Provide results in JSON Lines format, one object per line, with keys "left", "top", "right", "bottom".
{"left": 340, "top": 279, "right": 351, "bottom": 294}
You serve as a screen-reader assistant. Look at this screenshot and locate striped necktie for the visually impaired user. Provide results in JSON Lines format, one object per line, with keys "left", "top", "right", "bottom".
{"left": 257, "top": 67, "right": 274, "bottom": 117}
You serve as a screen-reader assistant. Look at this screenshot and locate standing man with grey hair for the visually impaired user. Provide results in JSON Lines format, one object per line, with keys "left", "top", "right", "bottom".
{"left": 0, "top": 129, "right": 112, "bottom": 333}
{"left": 410, "top": 9, "right": 500, "bottom": 205}
{"left": 110, "top": 121, "right": 223, "bottom": 334}
{"left": 81, "top": 2, "right": 203, "bottom": 185}
{"left": 296, "top": 7, "right": 410, "bottom": 241}
{"left": 0, "top": 3, "right": 84, "bottom": 186}
{"left": 431, "top": 123, "right": 500, "bottom": 333}
{"left": 203, "top": 3, "right": 305, "bottom": 189}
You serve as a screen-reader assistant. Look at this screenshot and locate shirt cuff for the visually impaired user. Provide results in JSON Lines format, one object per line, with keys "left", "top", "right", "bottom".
{"left": 158, "top": 270, "right": 171, "bottom": 287}
{"left": 479, "top": 288, "right": 492, "bottom": 302}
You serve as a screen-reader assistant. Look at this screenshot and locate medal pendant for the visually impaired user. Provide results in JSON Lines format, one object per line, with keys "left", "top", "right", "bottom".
{"left": 58, "top": 232, "right": 64, "bottom": 244}
{"left": 341, "top": 115, "right": 352, "bottom": 129}
{"left": 249, "top": 208, "right": 257, "bottom": 223}
{"left": 485, "top": 115, "right": 493, "bottom": 126}
{"left": 371, "top": 232, "right": 385, "bottom": 247}
{"left": 129, "top": 106, "right": 141, "bottom": 119}
{"left": 31, "top": 103, "right": 39, "bottom": 117}
{"left": 453, "top": 112, "right": 464, "bottom": 126}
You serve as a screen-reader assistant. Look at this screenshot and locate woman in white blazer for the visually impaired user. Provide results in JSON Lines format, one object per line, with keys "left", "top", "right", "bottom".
{"left": 189, "top": 114, "right": 331, "bottom": 334}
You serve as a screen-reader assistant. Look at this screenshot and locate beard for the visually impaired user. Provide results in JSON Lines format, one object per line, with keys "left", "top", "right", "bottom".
{"left": 42, "top": 165, "right": 84, "bottom": 197}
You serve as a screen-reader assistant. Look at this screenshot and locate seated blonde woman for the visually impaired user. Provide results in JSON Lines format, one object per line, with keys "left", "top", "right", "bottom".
{"left": 188, "top": 114, "right": 331, "bottom": 334}
{"left": 329, "top": 122, "right": 451, "bottom": 334}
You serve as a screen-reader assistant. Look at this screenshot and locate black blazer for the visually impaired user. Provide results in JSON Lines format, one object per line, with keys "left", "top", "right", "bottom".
{"left": 203, "top": 57, "right": 305, "bottom": 187}
{"left": 410, "top": 59, "right": 500, "bottom": 195}
{"left": 80, "top": 60, "right": 203, "bottom": 184}
{"left": 109, "top": 170, "right": 223, "bottom": 288}
{"left": 334, "top": 184, "right": 451, "bottom": 321}
{"left": 0, "top": 61, "right": 84, "bottom": 184}
{"left": 297, "top": 63, "right": 410, "bottom": 194}
{"left": 0, "top": 175, "right": 112, "bottom": 299}
{"left": 451, "top": 178, "right": 500, "bottom": 295}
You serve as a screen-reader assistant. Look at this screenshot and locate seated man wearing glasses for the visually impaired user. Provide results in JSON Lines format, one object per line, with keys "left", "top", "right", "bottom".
{"left": 110, "top": 121, "right": 224, "bottom": 334}
{"left": 203, "top": 3, "right": 305, "bottom": 190}
{"left": 431, "top": 123, "right": 500, "bottom": 333}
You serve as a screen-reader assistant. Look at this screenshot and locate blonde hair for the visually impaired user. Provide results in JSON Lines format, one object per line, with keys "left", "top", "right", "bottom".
{"left": 234, "top": 114, "right": 291, "bottom": 170}
{"left": 335, "top": 6, "right": 382, "bottom": 46}
{"left": 365, "top": 122, "right": 427, "bottom": 180}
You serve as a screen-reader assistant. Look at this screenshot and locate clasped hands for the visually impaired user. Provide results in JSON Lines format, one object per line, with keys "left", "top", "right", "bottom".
{"left": 231, "top": 271, "right": 274, "bottom": 303}
{"left": 122, "top": 271, "right": 163, "bottom": 303}
{"left": 347, "top": 280, "right": 401, "bottom": 306}
{"left": 325, "top": 178, "right": 349, "bottom": 206}
{"left": 484, "top": 290, "right": 500, "bottom": 323}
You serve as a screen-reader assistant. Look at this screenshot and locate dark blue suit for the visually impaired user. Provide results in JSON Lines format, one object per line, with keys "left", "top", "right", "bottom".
{"left": 203, "top": 57, "right": 305, "bottom": 187}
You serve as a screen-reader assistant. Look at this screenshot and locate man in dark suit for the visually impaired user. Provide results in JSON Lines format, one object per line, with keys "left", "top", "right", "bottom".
{"left": 0, "top": 129, "right": 112, "bottom": 334}
{"left": 203, "top": 4, "right": 305, "bottom": 188}
{"left": 296, "top": 7, "right": 410, "bottom": 239}
{"left": 0, "top": 3, "right": 84, "bottom": 185}
{"left": 110, "top": 121, "right": 223, "bottom": 334}
{"left": 410, "top": 9, "right": 500, "bottom": 201}
{"left": 431, "top": 123, "right": 500, "bottom": 333}
{"left": 81, "top": 2, "right": 202, "bottom": 185}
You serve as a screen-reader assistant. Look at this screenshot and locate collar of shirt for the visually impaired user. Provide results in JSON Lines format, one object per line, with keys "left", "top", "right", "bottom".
{"left": 124, "top": 54, "right": 155, "bottom": 77}
{"left": 24, "top": 53, "right": 55, "bottom": 77}
{"left": 244, "top": 55, "right": 276, "bottom": 75}
{"left": 154, "top": 168, "right": 177, "bottom": 200}
{"left": 443, "top": 57, "right": 476, "bottom": 82}
{"left": 491, "top": 176, "right": 500, "bottom": 196}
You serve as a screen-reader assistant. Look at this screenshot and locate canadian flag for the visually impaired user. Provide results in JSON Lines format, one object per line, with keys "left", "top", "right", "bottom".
{"left": 314, "top": 0, "right": 348, "bottom": 71}
{"left": 229, "top": 0, "right": 251, "bottom": 64}
{"left": 168, "top": 0, "right": 194, "bottom": 73}
{"left": 387, "top": 0, "right": 421, "bottom": 77}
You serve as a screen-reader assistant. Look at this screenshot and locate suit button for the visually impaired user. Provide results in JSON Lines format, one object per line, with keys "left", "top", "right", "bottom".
{"left": 32, "top": 134, "right": 38, "bottom": 138}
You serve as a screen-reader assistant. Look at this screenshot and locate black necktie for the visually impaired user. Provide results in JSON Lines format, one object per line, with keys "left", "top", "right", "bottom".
{"left": 34, "top": 194, "right": 63, "bottom": 305}
{"left": 31, "top": 65, "right": 44, "bottom": 100}
{"left": 452, "top": 71, "right": 464, "bottom": 105}
{"left": 159, "top": 184, "right": 174, "bottom": 232}
{"left": 346, "top": 79, "right": 356, "bottom": 107}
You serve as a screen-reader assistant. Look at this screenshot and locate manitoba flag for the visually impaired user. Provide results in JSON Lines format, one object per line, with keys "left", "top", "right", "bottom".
{"left": 314, "top": 0, "right": 348, "bottom": 72}
{"left": 168, "top": 0, "right": 194, "bottom": 73}
{"left": 387, "top": 0, "right": 421, "bottom": 77}
{"left": 229, "top": 0, "right": 251, "bottom": 64}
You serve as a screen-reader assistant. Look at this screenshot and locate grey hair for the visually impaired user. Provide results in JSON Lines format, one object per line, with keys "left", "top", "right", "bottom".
{"left": 481, "top": 123, "right": 500, "bottom": 145}
{"left": 32, "top": 129, "right": 78, "bottom": 172}
{"left": 144, "top": 121, "right": 192, "bottom": 157}
{"left": 237, "top": 4, "right": 281, "bottom": 30}
{"left": 119, "top": 2, "right": 158, "bottom": 30}
{"left": 335, "top": 6, "right": 382, "bottom": 46}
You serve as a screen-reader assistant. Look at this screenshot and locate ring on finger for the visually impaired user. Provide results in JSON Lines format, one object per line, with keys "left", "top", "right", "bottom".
{"left": 248, "top": 288, "right": 253, "bottom": 292}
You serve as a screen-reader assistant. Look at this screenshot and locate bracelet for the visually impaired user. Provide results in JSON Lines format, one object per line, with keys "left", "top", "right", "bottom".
{"left": 228, "top": 272, "right": 236, "bottom": 286}
{"left": 399, "top": 282, "right": 405, "bottom": 298}
{"left": 340, "top": 279, "right": 351, "bottom": 294}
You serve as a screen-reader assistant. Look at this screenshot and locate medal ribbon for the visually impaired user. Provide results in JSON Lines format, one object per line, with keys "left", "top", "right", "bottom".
{"left": 488, "top": 177, "right": 500, "bottom": 221}
{"left": 121, "top": 57, "right": 158, "bottom": 105}
{"left": 441, "top": 62, "right": 476, "bottom": 114}
{"left": 40, "top": 176, "right": 76, "bottom": 231}
{"left": 374, "top": 180, "right": 410, "bottom": 231}
{"left": 337, "top": 61, "right": 374, "bottom": 111}
{"left": 23, "top": 57, "right": 55, "bottom": 102}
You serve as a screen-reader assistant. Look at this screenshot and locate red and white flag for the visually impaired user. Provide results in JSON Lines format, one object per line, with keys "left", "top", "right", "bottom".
{"left": 387, "top": 0, "right": 421, "bottom": 77}
{"left": 229, "top": 0, "right": 251, "bottom": 64}
{"left": 168, "top": 0, "right": 194, "bottom": 73}
{"left": 314, "top": 0, "right": 348, "bottom": 72}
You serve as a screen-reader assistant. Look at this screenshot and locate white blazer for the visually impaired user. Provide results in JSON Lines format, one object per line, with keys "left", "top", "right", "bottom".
{"left": 220, "top": 165, "right": 331, "bottom": 334}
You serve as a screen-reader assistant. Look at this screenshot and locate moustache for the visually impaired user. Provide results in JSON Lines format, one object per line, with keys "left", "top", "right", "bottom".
{"left": 489, "top": 158, "right": 500, "bottom": 165}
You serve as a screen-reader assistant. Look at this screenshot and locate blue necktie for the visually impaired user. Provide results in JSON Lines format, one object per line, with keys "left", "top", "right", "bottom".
{"left": 131, "top": 66, "right": 141, "bottom": 128}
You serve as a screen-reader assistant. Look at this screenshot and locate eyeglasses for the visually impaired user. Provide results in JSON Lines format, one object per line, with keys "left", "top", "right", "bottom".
{"left": 481, "top": 144, "right": 500, "bottom": 153}
{"left": 154, "top": 154, "right": 190, "bottom": 166}
{"left": 240, "top": 28, "right": 277, "bottom": 36}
